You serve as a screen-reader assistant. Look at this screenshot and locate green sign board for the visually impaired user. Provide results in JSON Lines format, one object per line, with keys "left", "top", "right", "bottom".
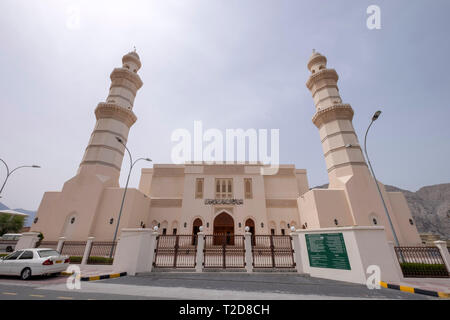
{"left": 305, "top": 233, "right": 351, "bottom": 270}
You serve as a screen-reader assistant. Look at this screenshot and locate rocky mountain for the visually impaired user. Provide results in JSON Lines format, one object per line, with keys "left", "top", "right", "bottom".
{"left": 314, "top": 183, "right": 450, "bottom": 238}
{"left": 385, "top": 184, "right": 450, "bottom": 238}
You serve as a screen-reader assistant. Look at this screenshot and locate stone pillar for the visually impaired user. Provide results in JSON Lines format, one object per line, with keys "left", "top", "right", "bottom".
{"left": 57, "top": 237, "right": 66, "bottom": 253}
{"left": 113, "top": 228, "right": 158, "bottom": 276}
{"left": 290, "top": 231, "right": 304, "bottom": 274}
{"left": 15, "top": 232, "right": 40, "bottom": 250}
{"left": 244, "top": 232, "right": 253, "bottom": 273}
{"left": 81, "top": 237, "right": 95, "bottom": 265}
{"left": 434, "top": 240, "right": 450, "bottom": 273}
{"left": 196, "top": 232, "right": 205, "bottom": 272}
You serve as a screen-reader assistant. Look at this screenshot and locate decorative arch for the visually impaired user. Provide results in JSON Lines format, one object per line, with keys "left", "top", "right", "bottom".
{"left": 245, "top": 218, "right": 256, "bottom": 234}
{"left": 171, "top": 220, "right": 179, "bottom": 234}
{"left": 213, "top": 212, "right": 234, "bottom": 234}
{"left": 160, "top": 220, "right": 168, "bottom": 234}
{"left": 213, "top": 211, "right": 235, "bottom": 245}
{"left": 290, "top": 221, "right": 298, "bottom": 230}
{"left": 192, "top": 217, "right": 203, "bottom": 235}
{"left": 213, "top": 208, "right": 233, "bottom": 217}
{"left": 280, "top": 221, "right": 287, "bottom": 235}
{"left": 269, "top": 220, "right": 276, "bottom": 235}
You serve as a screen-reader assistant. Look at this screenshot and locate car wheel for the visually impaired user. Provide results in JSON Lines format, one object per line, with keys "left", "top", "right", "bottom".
{"left": 20, "top": 268, "right": 32, "bottom": 280}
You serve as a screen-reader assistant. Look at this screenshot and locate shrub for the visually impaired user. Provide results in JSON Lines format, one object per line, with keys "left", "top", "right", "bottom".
{"left": 87, "top": 256, "right": 114, "bottom": 265}
{"left": 68, "top": 256, "right": 82, "bottom": 264}
{"left": 400, "top": 262, "right": 449, "bottom": 276}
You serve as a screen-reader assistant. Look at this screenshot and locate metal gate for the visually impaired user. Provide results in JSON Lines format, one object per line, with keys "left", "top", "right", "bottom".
{"left": 203, "top": 234, "right": 245, "bottom": 269}
{"left": 60, "top": 241, "right": 86, "bottom": 264}
{"left": 252, "top": 235, "right": 295, "bottom": 268}
{"left": 153, "top": 235, "right": 197, "bottom": 268}
{"left": 394, "top": 246, "right": 449, "bottom": 278}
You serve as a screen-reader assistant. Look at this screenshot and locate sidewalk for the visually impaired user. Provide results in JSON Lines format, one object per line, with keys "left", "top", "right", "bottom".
{"left": 62, "top": 264, "right": 124, "bottom": 279}
{"left": 397, "top": 278, "right": 450, "bottom": 294}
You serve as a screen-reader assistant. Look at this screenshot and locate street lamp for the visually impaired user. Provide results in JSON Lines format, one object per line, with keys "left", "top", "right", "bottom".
{"left": 109, "top": 137, "right": 152, "bottom": 257}
{"left": 363, "top": 110, "right": 400, "bottom": 247}
{"left": 0, "top": 159, "right": 40, "bottom": 198}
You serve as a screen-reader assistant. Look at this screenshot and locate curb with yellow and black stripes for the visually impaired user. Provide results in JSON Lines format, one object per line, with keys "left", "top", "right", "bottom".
{"left": 61, "top": 271, "right": 127, "bottom": 281}
{"left": 380, "top": 281, "right": 449, "bottom": 299}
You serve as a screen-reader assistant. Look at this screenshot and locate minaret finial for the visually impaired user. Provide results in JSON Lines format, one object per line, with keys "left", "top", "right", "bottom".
{"left": 133, "top": 46, "right": 136, "bottom": 52}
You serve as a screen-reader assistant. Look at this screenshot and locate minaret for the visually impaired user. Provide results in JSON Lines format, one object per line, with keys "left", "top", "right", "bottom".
{"left": 306, "top": 50, "right": 368, "bottom": 187}
{"left": 78, "top": 51, "right": 143, "bottom": 186}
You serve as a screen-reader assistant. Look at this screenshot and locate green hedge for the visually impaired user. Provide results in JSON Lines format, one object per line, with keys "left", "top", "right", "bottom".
{"left": 87, "top": 256, "right": 114, "bottom": 265}
{"left": 67, "top": 255, "right": 114, "bottom": 265}
{"left": 68, "top": 256, "right": 82, "bottom": 264}
{"left": 0, "top": 253, "right": 8, "bottom": 257}
{"left": 400, "top": 262, "right": 449, "bottom": 276}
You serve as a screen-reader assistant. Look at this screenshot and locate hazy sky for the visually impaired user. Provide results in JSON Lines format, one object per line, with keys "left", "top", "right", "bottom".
{"left": 0, "top": 0, "right": 449, "bottom": 210}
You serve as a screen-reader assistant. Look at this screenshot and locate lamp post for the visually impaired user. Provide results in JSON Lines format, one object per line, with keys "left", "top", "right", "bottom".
{"left": 0, "top": 159, "right": 40, "bottom": 198}
{"left": 363, "top": 111, "right": 400, "bottom": 247}
{"left": 109, "top": 137, "right": 151, "bottom": 257}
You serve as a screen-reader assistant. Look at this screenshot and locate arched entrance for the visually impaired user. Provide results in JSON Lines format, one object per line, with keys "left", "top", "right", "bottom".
{"left": 245, "top": 218, "right": 256, "bottom": 245}
{"left": 213, "top": 212, "right": 234, "bottom": 245}
{"left": 192, "top": 218, "right": 202, "bottom": 245}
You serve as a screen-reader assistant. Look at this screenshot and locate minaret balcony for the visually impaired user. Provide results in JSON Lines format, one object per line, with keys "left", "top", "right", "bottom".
{"left": 95, "top": 102, "right": 137, "bottom": 128}
{"left": 312, "top": 103, "right": 354, "bottom": 128}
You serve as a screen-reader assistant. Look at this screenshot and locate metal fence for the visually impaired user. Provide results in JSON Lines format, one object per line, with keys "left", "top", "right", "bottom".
{"left": 252, "top": 235, "right": 295, "bottom": 269}
{"left": 0, "top": 240, "right": 18, "bottom": 253}
{"left": 87, "top": 241, "right": 117, "bottom": 265}
{"left": 153, "top": 235, "right": 197, "bottom": 268}
{"left": 60, "top": 241, "right": 87, "bottom": 264}
{"left": 394, "top": 246, "right": 449, "bottom": 278}
{"left": 36, "top": 241, "right": 58, "bottom": 250}
{"left": 203, "top": 234, "right": 245, "bottom": 269}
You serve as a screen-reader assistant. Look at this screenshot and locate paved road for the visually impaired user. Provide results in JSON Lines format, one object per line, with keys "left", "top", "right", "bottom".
{"left": 0, "top": 272, "right": 434, "bottom": 300}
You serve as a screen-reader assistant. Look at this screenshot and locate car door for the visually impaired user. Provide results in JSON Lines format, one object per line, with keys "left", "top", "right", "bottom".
{"left": 14, "top": 250, "right": 35, "bottom": 276}
{"left": 0, "top": 251, "right": 23, "bottom": 275}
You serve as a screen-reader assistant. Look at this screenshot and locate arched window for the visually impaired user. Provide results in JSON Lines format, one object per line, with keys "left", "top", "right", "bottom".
{"left": 195, "top": 178, "right": 204, "bottom": 199}
{"left": 244, "top": 178, "right": 252, "bottom": 199}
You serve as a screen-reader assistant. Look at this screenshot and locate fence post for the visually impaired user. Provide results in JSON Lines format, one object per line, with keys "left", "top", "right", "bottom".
{"left": 57, "top": 237, "right": 66, "bottom": 253}
{"left": 434, "top": 240, "right": 450, "bottom": 273}
{"left": 290, "top": 231, "right": 304, "bottom": 273}
{"left": 244, "top": 231, "right": 253, "bottom": 273}
{"left": 196, "top": 231, "right": 205, "bottom": 272}
{"left": 148, "top": 231, "right": 159, "bottom": 273}
{"left": 81, "top": 237, "right": 95, "bottom": 265}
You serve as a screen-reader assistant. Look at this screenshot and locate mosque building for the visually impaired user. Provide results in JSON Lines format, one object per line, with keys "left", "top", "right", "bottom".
{"left": 31, "top": 50, "right": 421, "bottom": 245}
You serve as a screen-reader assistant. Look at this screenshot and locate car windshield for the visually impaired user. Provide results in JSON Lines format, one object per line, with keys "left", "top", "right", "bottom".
{"left": 38, "top": 250, "right": 60, "bottom": 258}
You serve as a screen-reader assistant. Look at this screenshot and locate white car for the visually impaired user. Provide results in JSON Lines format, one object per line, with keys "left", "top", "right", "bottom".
{"left": 0, "top": 248, "right": 70, "bottom": 280}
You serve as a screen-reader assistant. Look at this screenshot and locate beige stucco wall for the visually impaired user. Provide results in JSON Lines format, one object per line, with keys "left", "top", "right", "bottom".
{"left": 386, "top": 192, "right": 422, "bottom": 245}
{"left": 140, "top": 163, "right": 307, "bottom": 236}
